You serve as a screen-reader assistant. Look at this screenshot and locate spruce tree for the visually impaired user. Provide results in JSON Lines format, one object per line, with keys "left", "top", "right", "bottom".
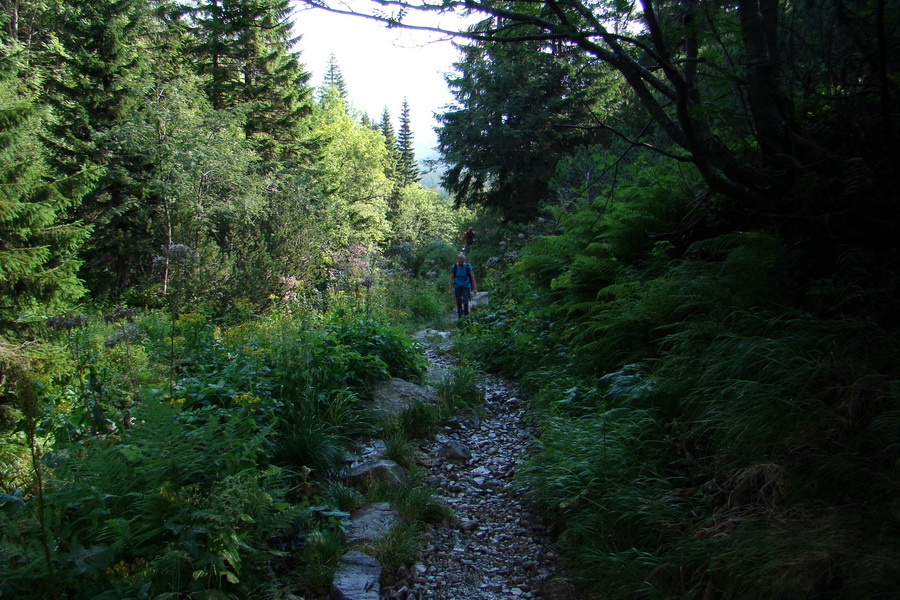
{"left": 323, "top": 53, "right": 348, "bottom": 99}
{"left": 379, "top": 107, "right": 399, "bottom": 180}
{"left": 238, "top": 0, "right": 315, "bottom": 163}
{"left": 187, "top": 0, "right": 316, "bottom": 164}
{"left": 0, "top": 52, "right": 92, "bottom": 333}
{"left": 395, "top": 98, "right": 419, "bottom": 187}
{"left": 41, "top": 0, "right": 153, "bottom": 296}
{"left": 438, "top": 36, "right": 601, "bottom": 220}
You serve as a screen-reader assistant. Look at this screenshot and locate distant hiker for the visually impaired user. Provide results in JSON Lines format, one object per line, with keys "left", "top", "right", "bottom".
{"left": 461, "top": 227, "right": 476, "bottom": 254}
{"left": 449, "top": 253, "right": 477, "bottom": 319}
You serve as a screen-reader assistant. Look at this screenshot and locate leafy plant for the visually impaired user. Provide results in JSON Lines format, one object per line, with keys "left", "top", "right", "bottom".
{"left": 1, "top": 398, "right": 303, "bottom": 599}
{"left": 324, "top": 312, "right": 428, "bottom": 383}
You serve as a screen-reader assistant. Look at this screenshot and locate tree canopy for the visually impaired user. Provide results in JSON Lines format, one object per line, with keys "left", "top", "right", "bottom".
{"left": 299, "top": 0, "right": 900, "bottom": 239}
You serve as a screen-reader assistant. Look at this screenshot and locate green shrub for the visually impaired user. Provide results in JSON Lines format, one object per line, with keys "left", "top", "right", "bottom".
{"left": 324, "top": 312, "right": 427, "bottom": 383}
{"left": 416, "top": 240, "right": 458, "bottom": 279}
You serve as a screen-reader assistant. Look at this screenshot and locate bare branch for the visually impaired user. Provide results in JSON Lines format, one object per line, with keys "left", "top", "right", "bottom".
{"left": 554, "top": 122, "right": 692, "bottom": 163}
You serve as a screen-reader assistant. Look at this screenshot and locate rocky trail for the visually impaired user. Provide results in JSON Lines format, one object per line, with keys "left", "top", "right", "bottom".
{"left": 387, "top": 344, "right": 582, "bottom": 600}
{"left": 378, "top": 291, "right": 584, "bottom": 600}
{"left": 330, "top": 296, "right": 584, "bottom": 600}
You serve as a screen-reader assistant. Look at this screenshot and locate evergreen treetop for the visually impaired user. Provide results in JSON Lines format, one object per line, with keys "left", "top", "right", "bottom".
{"left": 323, "top": 53, "right": 348, "bottom": 99}
{"left": 395, "top": 98, "right": 419, "bottom": 187}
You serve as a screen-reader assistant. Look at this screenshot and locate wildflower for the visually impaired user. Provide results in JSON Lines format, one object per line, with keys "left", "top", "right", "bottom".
{"left": 163, "top": 243, "right": 200, "bottom": 262}
{"left": 152, "top": 243, "right": 200, "bottom": 268}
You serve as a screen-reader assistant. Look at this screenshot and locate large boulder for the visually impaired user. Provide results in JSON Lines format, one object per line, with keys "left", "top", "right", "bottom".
{"left": 435, "top": 440, "right": 472, "bottom": 463}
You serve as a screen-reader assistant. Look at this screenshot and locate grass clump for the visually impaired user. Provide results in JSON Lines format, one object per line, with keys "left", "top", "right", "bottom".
{"left": 320, "top": 481, "right": 365, "bottom": 513}
{"left": 381, "top": 427, "right": 417, "bottom": 470}
{"left": 433, "top": 364, "right": 483, "bottom": 415}
{"left": 397, "top": 400, "right": 442, "bottom": 440}
{"left": 360, "top": 522, "right": 421, "bottom": 576}
{"left": 297, "top": 527, "right": 346, "bottom": 592}
{"left": 366, "top": 476, "right": 454, "bottom": 526}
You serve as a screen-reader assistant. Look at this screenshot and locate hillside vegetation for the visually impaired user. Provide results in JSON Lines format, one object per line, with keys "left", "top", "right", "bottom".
{"left": 2, "top": 0, "right": 899, "bottom": 598}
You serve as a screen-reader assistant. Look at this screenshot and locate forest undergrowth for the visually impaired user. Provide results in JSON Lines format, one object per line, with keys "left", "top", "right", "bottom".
{"left": 452, "top": 161, "right": 900, "bottom": 600}
{"left": 0, "top": 271, "right": 472, "bottom": 600}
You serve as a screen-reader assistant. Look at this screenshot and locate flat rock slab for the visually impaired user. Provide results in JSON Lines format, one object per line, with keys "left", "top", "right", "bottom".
{"left": 348, "top": 502, "right": 402, "bottom": 544}
{"left": 331, "top": 551, "right": 381, "bottom": 600}
{"left": 469, "top": 291, "right": 489, "bottom": 309}
{"left": 411, "top": 329, "right": 451, "bottom": 343}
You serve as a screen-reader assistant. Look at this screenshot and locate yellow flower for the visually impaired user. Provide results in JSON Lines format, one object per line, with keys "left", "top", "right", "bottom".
{"left": 176, "top": 312, "right": 206, "bottom": 326}
{"left": 234, "top": 392, "right": 261, "bottom": 405}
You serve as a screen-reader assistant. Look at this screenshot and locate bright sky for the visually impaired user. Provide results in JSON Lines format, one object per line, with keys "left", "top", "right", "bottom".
{"left": 290, "top": 3, "right": 466, "bottom": 161}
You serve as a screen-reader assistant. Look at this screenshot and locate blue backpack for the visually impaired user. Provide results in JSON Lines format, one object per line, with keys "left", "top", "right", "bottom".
{"left": 452, "top": 263, "right": 473, "bottom": 287}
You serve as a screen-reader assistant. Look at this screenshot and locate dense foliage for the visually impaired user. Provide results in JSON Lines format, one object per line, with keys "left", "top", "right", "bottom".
{"left": 0, "top": 301, "right": 453, "bottom": 598}
{"left": 456, "top": 154, "right": 900, "bottom": 597}
{"left": 1, "top": 1, "right": 471, "bottom": 597}
{"left": 3, "top": 0, "right": 899, "bottom": 598}
{"left": 433, "top": 0, "right": 899, "bottom": 597}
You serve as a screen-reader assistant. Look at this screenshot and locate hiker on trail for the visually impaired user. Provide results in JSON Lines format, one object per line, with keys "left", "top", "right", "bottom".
{"left": 461, "top": 227, "right": 476, "bottom": 254}
{"left": 449, "top": 253, "right": 477, "bottom": 319}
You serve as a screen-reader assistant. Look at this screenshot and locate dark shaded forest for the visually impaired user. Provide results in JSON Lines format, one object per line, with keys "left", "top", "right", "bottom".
{"left": 2, "top": 0, "right": 899, "bottom": 598}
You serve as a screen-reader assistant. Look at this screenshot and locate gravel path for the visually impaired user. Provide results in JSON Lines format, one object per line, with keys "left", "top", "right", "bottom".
{"left": 381, "top": 335, "right": 583, "bottom": 600}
